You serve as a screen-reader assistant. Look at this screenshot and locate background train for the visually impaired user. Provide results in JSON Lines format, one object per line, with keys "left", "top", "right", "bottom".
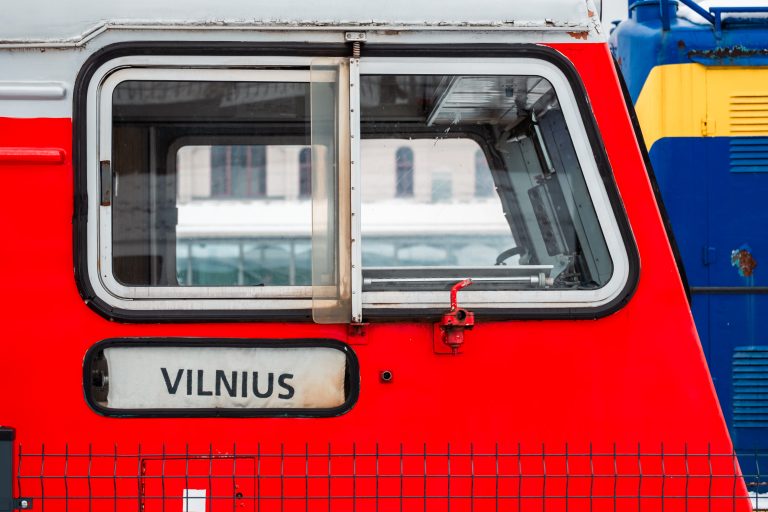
{"left": 611, "top": 0, "right": 768, "bottom": 487}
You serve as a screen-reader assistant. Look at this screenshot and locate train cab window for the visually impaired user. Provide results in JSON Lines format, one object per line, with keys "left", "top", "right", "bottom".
{"left": 84, "top": 64, "right": 328, "bottom": 315}
{"left": 356, "top": 60, "right": 631, "bottom": 313}
{"left": 111, "top": 78, "right": 311, "bottom": 289}
{"left": 82, "top": 57, "right": 631, "bottom": 318}
{"left": 360, "top": 73, "right": 612, "bottom": 289}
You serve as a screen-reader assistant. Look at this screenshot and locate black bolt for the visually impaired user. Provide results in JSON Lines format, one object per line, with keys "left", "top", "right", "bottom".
{"left": 380, "top": 370, "right": 393, "bottom": 383}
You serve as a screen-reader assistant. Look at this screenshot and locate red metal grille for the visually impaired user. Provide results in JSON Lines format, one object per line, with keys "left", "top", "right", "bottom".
{"left": 14, "top": 444, "right": 757, "bottom": 512}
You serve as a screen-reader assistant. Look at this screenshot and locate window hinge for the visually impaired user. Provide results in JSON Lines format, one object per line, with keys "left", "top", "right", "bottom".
{"left": 99, "top": 160, "right": 111, "bottom": 206}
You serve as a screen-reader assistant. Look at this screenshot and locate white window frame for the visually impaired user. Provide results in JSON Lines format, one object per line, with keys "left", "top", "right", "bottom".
{"left": 84, "top": 55, "right": 631, "bottom": 316}
{"left": 355, "top": 58, "right": 631, "bottom": 312}
{"left": 86, "top": 56, "right": 318, "bottom": 312}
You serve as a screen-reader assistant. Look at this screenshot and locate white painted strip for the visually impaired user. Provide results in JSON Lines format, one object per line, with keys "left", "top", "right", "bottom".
{"left": 182, "top": 489, "right": 206, "bottom": 512}
{"left": 0, "top": 82, "right": 66, "bottom": 100}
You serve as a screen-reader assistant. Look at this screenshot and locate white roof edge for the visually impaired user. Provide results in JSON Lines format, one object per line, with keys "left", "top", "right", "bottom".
{"left": 0, "top": 21, "right": 592, "bottom": 48}
{"left": 0, "top": 0, "right": 603, "bottom": 47}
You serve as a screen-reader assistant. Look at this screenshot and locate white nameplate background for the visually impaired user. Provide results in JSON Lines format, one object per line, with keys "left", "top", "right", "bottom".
{"left": 103, "top": 346, "right": 347, "bottom": 410}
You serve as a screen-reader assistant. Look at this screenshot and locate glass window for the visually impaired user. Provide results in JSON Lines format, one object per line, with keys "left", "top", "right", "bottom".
{"left": 111, "top": 80, "right": 311, "bottom": 287}
{"left": 359, "top": 74, "right": 613, "bottom": 292}
{"left": 210, "top": 146, "right": 267, "bottom": 198}
{"left": 88, "top": 59, "right": 629, "bottom": 317}
{"left": 474, "top": 149, "right": 495, "bottom": 198}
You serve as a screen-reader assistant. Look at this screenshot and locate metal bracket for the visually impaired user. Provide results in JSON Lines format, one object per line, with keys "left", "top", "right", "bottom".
{"left": 434, "top": 279, "right": 475, "bottom": 355}
{"left": 344, "top": 32, "right": 367, "bottom": 42}
{"left": 345, "top": 32, "right": 366, "bottom": 58}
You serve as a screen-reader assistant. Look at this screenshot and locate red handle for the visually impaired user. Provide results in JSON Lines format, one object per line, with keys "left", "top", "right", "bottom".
{"left": 449, "top": 278, "right": 473, "bottom": 312}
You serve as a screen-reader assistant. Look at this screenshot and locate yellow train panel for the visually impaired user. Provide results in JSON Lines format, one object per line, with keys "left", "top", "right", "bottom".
{"left": 635, "top": 63, "right": 768, "bottom": 149}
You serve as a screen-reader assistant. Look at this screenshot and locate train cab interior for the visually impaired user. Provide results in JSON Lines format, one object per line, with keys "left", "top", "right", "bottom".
{"left": 107, "top": 67, "right": 613, "bottom": 298}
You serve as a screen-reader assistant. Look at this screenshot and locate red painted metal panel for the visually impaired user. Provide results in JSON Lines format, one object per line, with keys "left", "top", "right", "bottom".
{"left": 0, "top": 43, "right": 751, "bottom": 510}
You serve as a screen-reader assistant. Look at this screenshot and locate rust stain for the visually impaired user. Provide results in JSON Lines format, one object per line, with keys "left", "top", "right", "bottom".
{"left": 588, "top": 9, "right": 595, "bottom": 17}
{"left": 567, "top": 31, "right": 589, "bottom": 40}
{"left": 731, "top": 248, "right": 757, "bottom": 278}
{"left": 689, "top": 45, "right": 768, "bottom": 59}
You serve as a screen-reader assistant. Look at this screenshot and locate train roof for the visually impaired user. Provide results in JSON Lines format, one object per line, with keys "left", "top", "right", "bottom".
{"left": 0, "top": 0, "right": 603, "bottom": 46}
{"left": 0, "top": 0, "right": 606, "bottom": 120}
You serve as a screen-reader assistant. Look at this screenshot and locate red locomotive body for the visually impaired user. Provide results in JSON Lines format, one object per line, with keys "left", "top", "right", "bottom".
{"left": 0, "top": 1, "right": 751, "bottom": 510}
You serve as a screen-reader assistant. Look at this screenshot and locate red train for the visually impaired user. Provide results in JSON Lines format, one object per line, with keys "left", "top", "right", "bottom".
{"left": 0, "top": 0, "right": 752, "bottom": 510}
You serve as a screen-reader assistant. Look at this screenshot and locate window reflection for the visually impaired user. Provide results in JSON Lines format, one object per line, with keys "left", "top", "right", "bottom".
{"left": 298, "top": 147, "right": 312, "bottom": 198}
{"left": 474, "top": 149, "right": 494, "bottom": 198}
{"left": 176, "top": 144, "right": 312, "bottom": 286}
{"left": 210, "top": 146, "right": 267, "bottom": 198}
{"left": 111, "top": 80, "right": 312, "bottom": 287}
{"left": 359, "top": 74, "right": 613, "bottom": 291}
{"left": 395, "top": 147, "right": 414, "bottom": 198}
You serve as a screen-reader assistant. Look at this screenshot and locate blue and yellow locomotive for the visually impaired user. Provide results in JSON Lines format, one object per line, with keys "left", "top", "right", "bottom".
{"left": 612, "top": 0, "right": 768, "bottom": 468}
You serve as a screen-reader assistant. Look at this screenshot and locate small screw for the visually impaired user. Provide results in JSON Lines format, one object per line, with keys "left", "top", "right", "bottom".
{"left": 20, "top": 500, "right": 29, "bottom": 509}
{"left": 380, "top": 370, "right": 393, "bottom": 383}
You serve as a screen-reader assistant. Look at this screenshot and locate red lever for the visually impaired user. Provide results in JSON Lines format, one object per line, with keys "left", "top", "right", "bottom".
{"left": 439, "top": 278, "right": 475, "bottom": 354}
{"left": 449, "top": 278, "right": 473, "bottom": 312}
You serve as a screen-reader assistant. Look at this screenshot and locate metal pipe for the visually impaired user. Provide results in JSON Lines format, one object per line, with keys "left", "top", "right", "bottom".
{"left": 660, "top": 0, "right": 671, "bottom": 31}
{"left": 363, "top": 275, "right": 554, "bottom": 287}
{"left": 678, "top": 0, "right": 715, "bottom": 24}
{"left": 690, "top": 286, "right": 768, "bottom": 295}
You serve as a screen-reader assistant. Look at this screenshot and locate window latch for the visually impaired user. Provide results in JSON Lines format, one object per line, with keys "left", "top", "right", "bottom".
{"left": 99, "top": 160, "right": 111, "bottom": 206}
{"left": 436, "top": 279, "right": 475, "bottom": 355}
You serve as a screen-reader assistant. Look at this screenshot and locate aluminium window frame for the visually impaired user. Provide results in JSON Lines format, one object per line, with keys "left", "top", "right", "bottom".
{"left": 75, "top": 45, "right": 639, "bottom": 322}
{"left": 355, "top": 58, "right": 632, "bottom": 313}
{"left": 85, "top": 57, "right": 320, "bottom": 313}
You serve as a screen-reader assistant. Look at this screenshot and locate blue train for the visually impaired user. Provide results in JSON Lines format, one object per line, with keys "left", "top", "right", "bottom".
{"left": 611, "top": 0, "right": 768, "bottom": 470}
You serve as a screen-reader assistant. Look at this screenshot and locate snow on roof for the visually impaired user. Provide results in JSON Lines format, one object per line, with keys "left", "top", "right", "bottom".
{"left": 0, "top": 0, "right": 596, "bottom": 43}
